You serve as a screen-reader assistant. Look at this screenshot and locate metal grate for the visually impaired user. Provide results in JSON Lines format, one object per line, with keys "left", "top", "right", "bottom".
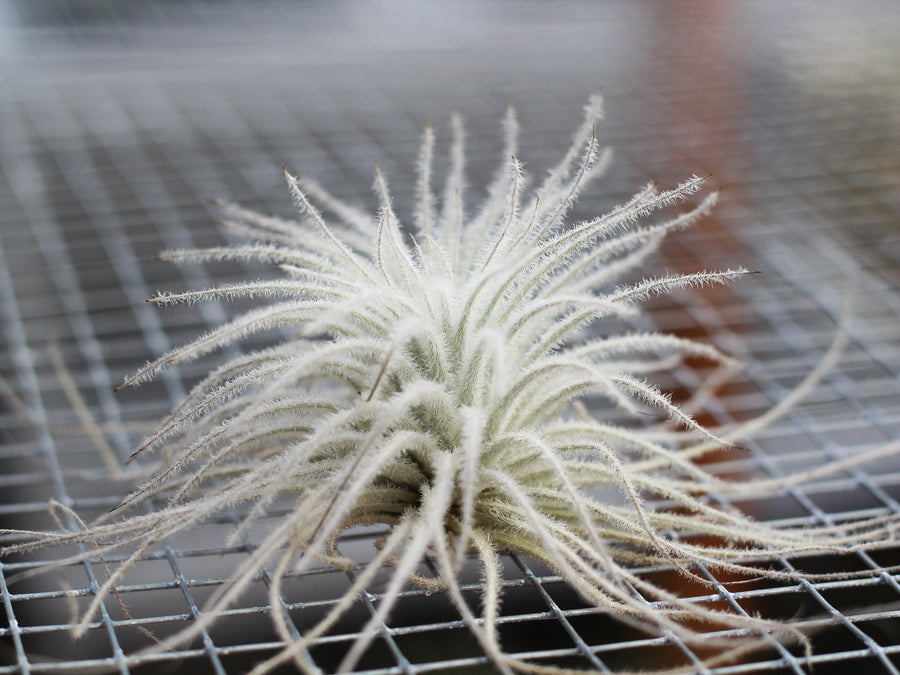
{"left": 1, "top": 1, "right": 900, "bottom": 672}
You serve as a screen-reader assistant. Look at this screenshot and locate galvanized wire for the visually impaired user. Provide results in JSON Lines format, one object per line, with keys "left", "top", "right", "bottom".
{"left": 1, "top": 1, "right": 900, "bottom": 672}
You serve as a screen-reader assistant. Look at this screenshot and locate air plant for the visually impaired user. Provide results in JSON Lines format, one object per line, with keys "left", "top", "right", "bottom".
{"left": 6, "top": 94, "right": 900, "bottom": 674}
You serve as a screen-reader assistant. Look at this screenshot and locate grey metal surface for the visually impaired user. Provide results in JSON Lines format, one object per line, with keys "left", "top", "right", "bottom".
{"left": 1, "top": 1, "right": 899, "bottom": 672}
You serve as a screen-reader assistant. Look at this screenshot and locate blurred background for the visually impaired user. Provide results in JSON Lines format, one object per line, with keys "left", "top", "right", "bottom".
{"left": 1, "top": 1, "right": 899, "bottom": 673}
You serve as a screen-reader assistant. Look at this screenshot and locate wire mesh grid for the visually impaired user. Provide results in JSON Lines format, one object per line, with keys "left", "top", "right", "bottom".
{"left": 1, "top": 1, "right": 900, "bottom": 673}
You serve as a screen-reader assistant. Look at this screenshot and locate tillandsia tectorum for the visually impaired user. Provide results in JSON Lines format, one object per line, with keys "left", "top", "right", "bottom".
{"left": 6, "top": 94, "right": 900, "bottom": 674}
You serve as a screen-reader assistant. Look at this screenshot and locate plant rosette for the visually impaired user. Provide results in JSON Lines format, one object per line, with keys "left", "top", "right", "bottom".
{"left": 6, "top": 94, "right": 900, "bottom": 675}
